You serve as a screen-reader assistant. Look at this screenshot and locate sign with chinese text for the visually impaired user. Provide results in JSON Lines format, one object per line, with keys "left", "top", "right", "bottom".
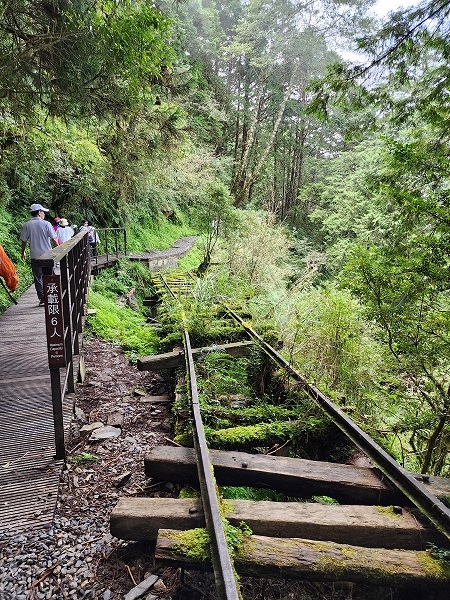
{"left": 44, "top": 275, "right": 66, "bottom": 367}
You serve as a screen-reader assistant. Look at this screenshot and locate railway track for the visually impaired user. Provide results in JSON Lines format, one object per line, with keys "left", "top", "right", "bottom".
{"left": 111, "top": 273, "right": 450, "bottom": 599}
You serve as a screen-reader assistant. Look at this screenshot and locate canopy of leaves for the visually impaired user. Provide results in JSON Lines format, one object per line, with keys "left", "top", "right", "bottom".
{"left": 0, "top": 0, "right": 176, "bottom": 119}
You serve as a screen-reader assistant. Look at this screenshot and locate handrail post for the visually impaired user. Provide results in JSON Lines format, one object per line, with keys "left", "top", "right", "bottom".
{"left": 37, "top": 231, "right": 91, "bottom": 461}
{"left": 105, "top": 230, "right": 109, "bottom": 265}
{"left": 60, "top": 255, "right": 74, "bottom": 393}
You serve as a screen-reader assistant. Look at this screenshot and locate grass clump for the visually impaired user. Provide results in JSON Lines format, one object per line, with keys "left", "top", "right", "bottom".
{"left": 87, "top": 290, "right": 159, "bottom": 359}
{"left": 71, "top": 452, "right": 99, "bottom": 465}
{"left": 221, "top": 486, "right": 289, "bottom": 502}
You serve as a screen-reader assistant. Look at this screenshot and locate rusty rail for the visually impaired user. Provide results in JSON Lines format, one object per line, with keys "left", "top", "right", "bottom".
{"left": 35, "top": 231, "right": 91, "bottom": 460}
{"left": 225, "top": 306, "right": 450, "bottom": 544}
{"left": 183, "top": 330, "right": 241, "bottom": 600}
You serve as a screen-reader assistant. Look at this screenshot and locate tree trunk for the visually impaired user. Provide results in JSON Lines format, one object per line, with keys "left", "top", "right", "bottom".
{"left": 234, "top": 66, "right": 299, "bottom": 207}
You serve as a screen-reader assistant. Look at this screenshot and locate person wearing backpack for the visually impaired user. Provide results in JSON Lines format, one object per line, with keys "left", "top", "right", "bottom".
{"left": 79, "top": 219, "right": 99, "bottom": 258}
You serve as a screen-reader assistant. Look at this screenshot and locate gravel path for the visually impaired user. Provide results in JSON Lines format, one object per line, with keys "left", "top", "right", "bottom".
{"left": 0, "top": 336, "right": 177, "bottom": 600}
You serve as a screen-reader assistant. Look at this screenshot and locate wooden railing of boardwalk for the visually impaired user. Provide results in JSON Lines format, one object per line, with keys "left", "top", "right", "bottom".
{"left": 35, "top": 230, "right": 91, "bottom": 459}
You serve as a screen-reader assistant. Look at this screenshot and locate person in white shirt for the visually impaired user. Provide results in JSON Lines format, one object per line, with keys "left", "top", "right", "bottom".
{"left": 79, "top": 219, "right": 99, "bottom": 258}
{"left": 20, "top": 203, "right": 59, "bottom": 306}
{"left": 57, "top": 218, "right": 75, "bottom": 244}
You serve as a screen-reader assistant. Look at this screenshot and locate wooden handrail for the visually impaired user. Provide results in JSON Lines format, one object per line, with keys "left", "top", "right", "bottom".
{"left": 90, "top": 227, "right": 127, "bottom": 265}
{"left": 35, "top": 230, "right": 91, "bottom": 460}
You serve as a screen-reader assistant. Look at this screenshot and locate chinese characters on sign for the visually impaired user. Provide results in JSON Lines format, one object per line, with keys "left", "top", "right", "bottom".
{"left": 44, "top": 275, "right": 66, "bottom": 367}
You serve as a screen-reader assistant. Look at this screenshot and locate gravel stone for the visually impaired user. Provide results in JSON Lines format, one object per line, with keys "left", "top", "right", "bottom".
{"left": 0, "top": 337, "right": 174, "bottom": 600}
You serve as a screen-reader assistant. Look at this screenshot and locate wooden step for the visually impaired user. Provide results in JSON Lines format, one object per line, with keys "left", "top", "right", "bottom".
{"left": 110, "top": 497, "right": 441, "bottom": 549}
{"left": 144, "top": 446, "right": 450, "bottom": 505}
{"left": 155, "top": 529, "right": 450, "bottom": 592}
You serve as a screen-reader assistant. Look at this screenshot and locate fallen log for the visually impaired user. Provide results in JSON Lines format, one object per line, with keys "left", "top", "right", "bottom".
{"left": 137, "top": 341, "right": 254, "bottom": 371}
{"left": 155, "top": 529, "right": 450, "bottom": 590}
{"left": 144, "top": 446, "right": 450, "bottom": 505}
{"left": 110, "top": 497, "right": 441, "bottom": 549}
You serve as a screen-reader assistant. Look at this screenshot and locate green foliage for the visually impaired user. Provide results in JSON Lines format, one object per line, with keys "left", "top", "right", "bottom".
{"left": 223, "top": 211, "right": 295, "bottom": 299}
{"left": 126, "top": 213, "right": 195, "bottom": 253}
{"left": 272, "top": 282, "right": 388, "bottom": 410}
{"left": 177, "top": 244, "right": 203, "bottom": 272}
{"left": 297, "top": 138, "right": 390, "bottom": 275}
{"left": 190, "top": 181, "right": 239, "bottom": 274}
{"left": 172, "top": 528, "right": 211, "bottom": 561}
{"left": 87, "top": 290, "right": 158, "bottom": 359}
{"left": 156, "top": 273, "right": 245, "bottom": 350}
{"left": 428, "top": 544, "right": 450, "bottom": 565}
{"left": 221, "top": 486, "right": 290, "bottom": 502}
{"left": 91, "top": 258, "right": 154, "bottom": 303}
{"left": 196, "top": 352, "right": 251, "bottom": 402}
{"left": 173, "top": 520, "right": 251, "bottom": 564}
{"left": 0, "top": 1, "right": 176, "bottom": 119}
{"left": 71, "top": 452, "right": 100, "bottom": 465}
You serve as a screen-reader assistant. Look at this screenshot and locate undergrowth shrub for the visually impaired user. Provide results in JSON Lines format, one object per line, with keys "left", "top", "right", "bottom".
{"left": 87, "top": 290, "right": 158, "bottom": 359}
{"left": 273, "top": 282, "right": 389, "bottom": 412}
{"left": 91, "top": 258, "right": 154, "bottom": 304}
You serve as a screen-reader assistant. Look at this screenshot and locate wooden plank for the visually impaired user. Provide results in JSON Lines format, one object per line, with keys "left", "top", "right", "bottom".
{"left": 110, "top": 497, "right": 440, "bottom": 549}
{"left": 144, "top": 446, "right": 450, "bottom": 505}
{"left": 137, "top": 395, "right": 172, "bottom": 404}
{"left": 137, "top": 341, "right": 254, "bottom": 371}
{"left": 156, "top": 529, "right": 450, "bottom": 590}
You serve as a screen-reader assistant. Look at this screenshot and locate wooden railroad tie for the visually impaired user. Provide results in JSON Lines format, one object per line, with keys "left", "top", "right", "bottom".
{"left": 155, "top": 529, "right": 450, "bottom": 592}
{"left": 111, "top": 497, "right": 441, "bottom": 550}
{"left": 110, "top": 446, "right": 450, "bottom": 590}
{"left": 137, "top": 341, "right": 254, "bottom": 371}
{"left": 142, "top": 446, "right": 450, "bottom": 506}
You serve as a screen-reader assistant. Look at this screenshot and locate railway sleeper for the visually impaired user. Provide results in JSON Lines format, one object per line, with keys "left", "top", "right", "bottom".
{"left": 143, "top": 446, "right": 450, "bottom": 506}
{"left": 155, "top": 528, "right": 450, "bottom": 594}
{"left": 110, "top": 497, "right": 444, "bottom": 550}
{"left": 137, "top": 340, "right": 254, "bottom": 371}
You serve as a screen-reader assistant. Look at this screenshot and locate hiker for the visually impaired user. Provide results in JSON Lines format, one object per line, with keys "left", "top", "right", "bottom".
{"left": 20, "top": 203, "right": 59, "bottom": 306}
{"left": 0, "top": 244, "right": 18, "bottom": 293}
{"left": 79, "top": 219, "right": 100, "bottom": 258}
{"left": 57, "top": 218, "right": 75, "bottom": 244}
{"left": 52, "top": 216, "right": 61, "bottom": 232}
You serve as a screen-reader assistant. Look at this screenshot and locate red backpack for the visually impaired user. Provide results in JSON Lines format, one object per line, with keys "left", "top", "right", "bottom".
{"left": 0, "top": 244, "right": 18, "bottom": 292}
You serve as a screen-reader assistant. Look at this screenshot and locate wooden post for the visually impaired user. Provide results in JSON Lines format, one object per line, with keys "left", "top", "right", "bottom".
{"left": 50, "top": 368, "right": 65, "bottom": 460}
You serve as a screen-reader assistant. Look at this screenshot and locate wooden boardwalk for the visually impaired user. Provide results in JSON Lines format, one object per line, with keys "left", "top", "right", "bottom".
{"left": 0, "top": 238, "right": 198, "bottom": 533}
{"left": 0, "top": 286, "right": 73, "bottom": 532}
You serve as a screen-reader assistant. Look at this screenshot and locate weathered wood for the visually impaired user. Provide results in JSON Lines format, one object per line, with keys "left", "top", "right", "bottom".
{"left": 137, "top": 341, "right": 254, "bottom": 371}
{"left": 144, "top": 446, "right": 450, "bottom": 505}
{"left": 156, "top": 529, "right": 450, "bottom": 589}
{"left": 110, "top": 497, "right": 439, "bottom": 549}
{"left": 136, "top": 395, "right": 171, "bottom": 404}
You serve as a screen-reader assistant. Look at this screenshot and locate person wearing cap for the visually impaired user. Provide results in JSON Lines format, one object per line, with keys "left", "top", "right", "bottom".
{"left": 20, "top": 203, "right": 59, "bottom": 306}
{"left": 56, "top": 218, "right": 74, "bottom": 244}
{"left": 53, "top": 216, "right": 61, "bottom": 232}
